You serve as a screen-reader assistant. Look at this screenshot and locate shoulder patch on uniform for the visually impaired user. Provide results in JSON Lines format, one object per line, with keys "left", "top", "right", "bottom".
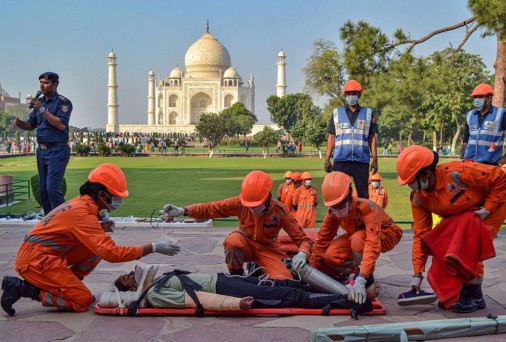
{"left": 449, "top": 172, "right": 466, "bottom": 188}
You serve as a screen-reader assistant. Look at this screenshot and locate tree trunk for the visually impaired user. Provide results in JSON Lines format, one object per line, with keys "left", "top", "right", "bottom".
{"left": 451, "top": 125, "right": 461, "bottom": 156}
{"left": 432, "top": 131, "right": 437, "bottom": 151}
{"left": 492, "top": 32, "right": 506, "bottom": 107}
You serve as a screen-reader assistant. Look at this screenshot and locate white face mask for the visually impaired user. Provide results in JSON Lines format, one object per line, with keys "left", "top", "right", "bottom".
{"left": 329, "top": 201, "right": 350, "bottom": 218}
{"left": 371, "top": 181, "right": 380, "bottom": 189}
{"left": 250, "top": 202, "right": 268, "bottom": 216}
{"left": 104, "top": 192, "right": 123, "bottom": 211}
{"left": 473, "top": 98, "right": 485, "bottom": 111}
{"left": 408, "top": 177, "right": 429, "bottom": 192}
{"left": 285, "top": 179, "right": 292, "bottom": 184}
{"left": 304, "top": 180, "right": 312, "bottom": 186}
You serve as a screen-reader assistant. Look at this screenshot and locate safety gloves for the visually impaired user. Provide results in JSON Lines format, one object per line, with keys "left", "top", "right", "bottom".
{"left": 291, "top": 252, "right": 307, "bottom": 270}
{"left": 410, "top": 274, "right": 423, "bottom": 292}
{"left": 350, "top": 276, "right": 367, "bottom": 304}
{"left": 474, "top": 207, "right": 490, "bottom": 221}
{"left": 151, "top": 241, "right": 180, "bottom": 256}
{"left": 159, "top": 203, "right": 185, "bottom": 219}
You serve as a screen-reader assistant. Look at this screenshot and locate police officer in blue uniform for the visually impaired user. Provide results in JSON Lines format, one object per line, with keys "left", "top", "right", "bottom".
{"left": 14, "top": 72, "right": 72, "bottom": 215}
{"left": 324, "top": 80, "right": 379, "bottom": 199}
{"left": 462, "top": 83, "right": 506, "bottom": 166}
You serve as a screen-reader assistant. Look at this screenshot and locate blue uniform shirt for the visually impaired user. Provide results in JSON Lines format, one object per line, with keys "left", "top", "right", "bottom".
{"left": 28, "top": 91, "right": 72, "bottom": 144}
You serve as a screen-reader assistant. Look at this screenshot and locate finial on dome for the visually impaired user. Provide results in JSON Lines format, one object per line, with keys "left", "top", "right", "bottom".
{"left": 206, "top": 20, "right": 209, "bottom": 33}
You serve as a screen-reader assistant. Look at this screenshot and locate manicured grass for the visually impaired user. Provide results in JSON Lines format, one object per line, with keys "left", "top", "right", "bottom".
{"left": 0, "top": 154, "right": 453, "bottom": 228}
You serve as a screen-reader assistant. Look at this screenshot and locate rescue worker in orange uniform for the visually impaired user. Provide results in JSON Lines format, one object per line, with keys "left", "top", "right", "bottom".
{"left": 303, "top": 171, "right": 403, "bottom": 304}
{"left": 293, "top": 172, "right": 318, "bottom": 228}
{"left": 368, "top": 173, "right": 388, "bottom": 209}
{"left": 283, "top": 171, "right": 302, "bottom": 212}
{"left": 277, "top": 170, "right": 293, "bottom": 202}
{"left": 159, "top": 170, "right": 312, "bottom": 280}
{"left": 1, "top": 163, "right": 180, "bottom": 316}
{"left": 396, "top": 145, "right": 506, "bottom": 313}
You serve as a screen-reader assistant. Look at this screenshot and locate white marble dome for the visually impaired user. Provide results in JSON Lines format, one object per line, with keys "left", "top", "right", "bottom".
{"left": 169, "top": 66, "right": 182, "bottom": 78}
{"left": 184, "top": 32, "right": 231, "bottom": 78}
{"left": 223, "top": 67, "right": 240, "bottom": 79}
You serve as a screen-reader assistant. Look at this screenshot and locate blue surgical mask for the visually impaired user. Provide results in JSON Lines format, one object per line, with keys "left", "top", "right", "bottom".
{"left": 473, "top": 98, "right": 485, "bottom": 111}
{"left": 346, "top": 95, "right": 359, "bottom": 106}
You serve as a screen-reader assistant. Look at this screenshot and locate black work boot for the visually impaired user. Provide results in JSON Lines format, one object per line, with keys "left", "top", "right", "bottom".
{"left": 452, "top": 284, "right": 485, "bottom": 313}
{"left": 1, "top": 276, "right": 41, "bottom": 316}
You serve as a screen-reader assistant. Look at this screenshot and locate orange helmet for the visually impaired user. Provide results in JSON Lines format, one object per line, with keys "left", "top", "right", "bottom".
{"left": 396, "top": 145, "right": 435, "bottom": 186}
{"left": 322, "top": 172, "right": 352, "bottom": 206}
{"left": 292, "top": 172, "right": 303, "bottom": 181}
{"left": 88, "top": 163, "right": 129, "bottom": 198}
{"left": 470, "top": 83, "right": 494, "bottom": 97}
{"left": 343, "top": 80, "right": 363, "bottom": 93}
{"left": 240, "top": 170, "right": 273, "bottom": 207}
{"left": 284, "top": 171, "right": 293, "bottom": 179}
{"left": 369, "top": 172, "right": 382, "bottom": 182}
{"left": 302, "top": 172, "right": 312, "bottom": 180}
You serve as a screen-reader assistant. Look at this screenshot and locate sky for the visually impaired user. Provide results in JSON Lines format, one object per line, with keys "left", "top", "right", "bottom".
{"left": 0, "top": 0, "right": 496, "bottom": 129}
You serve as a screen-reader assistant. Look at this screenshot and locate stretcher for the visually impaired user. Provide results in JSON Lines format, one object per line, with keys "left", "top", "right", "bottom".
{"left": 93, "top": 298, "right": 385, "bottom": 316}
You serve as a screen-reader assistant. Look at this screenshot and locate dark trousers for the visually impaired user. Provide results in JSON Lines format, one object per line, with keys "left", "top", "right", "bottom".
{"left": 215, "top": 274, "right": 344, "bottom": 308}
{"left": 36, "top": 145, "right": 70, "bottom": 215}
{"left": 333, "top": 161, "right": 369, "bottom": 199}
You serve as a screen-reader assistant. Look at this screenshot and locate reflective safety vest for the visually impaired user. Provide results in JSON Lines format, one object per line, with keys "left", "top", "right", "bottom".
{"left": 332, "top": 106, "right": 372, "bottom": 163}
{"left": 464, "top": 106, "right": 505, "bottom": 164}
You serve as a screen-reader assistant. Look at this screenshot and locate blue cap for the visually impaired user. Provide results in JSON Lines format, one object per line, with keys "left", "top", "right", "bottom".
{"left": 39, "top": 72, "right": 59, "bottom": 82}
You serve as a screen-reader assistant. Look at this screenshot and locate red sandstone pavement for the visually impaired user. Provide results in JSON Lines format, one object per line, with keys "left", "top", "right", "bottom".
{"left": 0, "top": 221, "right": 505, "bottom": 342}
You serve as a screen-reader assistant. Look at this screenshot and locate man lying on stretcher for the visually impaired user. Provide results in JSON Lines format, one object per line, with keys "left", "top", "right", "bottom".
{"left": 101, "top": 265, "right": 379, "bottom": 312}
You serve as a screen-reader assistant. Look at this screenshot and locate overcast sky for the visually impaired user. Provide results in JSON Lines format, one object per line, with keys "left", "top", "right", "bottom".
{"left": 0, "top": 0, "right": 496, "bottom": 129}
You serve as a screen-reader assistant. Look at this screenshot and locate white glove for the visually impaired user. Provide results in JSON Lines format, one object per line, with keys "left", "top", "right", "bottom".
{"left": 350, "top": 276, "right": 367, "bottom": 304}
{"left": 410, "top": 275, "right": 423, "bottom": 292}
{"left": 474, "top": 207, "right": 490, "bottom": 221}
{"left": 151, "top": 241, "right": 180, "bottom": 256}
{"left": 291, "top": 252, "right": 307, "bottom": 270}
{"left": 160, "top": 204, "right": 185, "bottom": 218}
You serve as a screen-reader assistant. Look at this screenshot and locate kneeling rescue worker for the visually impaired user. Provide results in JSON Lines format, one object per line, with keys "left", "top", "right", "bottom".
{"left": 1, "top": 163, "right": 180, "bottom": 316}
{"left": 159, "top": 170, "right": 312, "bottom": 279}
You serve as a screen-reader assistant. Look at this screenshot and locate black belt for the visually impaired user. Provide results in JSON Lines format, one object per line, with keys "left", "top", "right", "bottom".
{"left": 39, "top": 142, "right": 67, "bottom": 149}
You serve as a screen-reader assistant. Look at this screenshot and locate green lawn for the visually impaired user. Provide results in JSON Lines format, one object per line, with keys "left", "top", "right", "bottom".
{"left": 0, "top": 155, "right": 454, "bottom": 228}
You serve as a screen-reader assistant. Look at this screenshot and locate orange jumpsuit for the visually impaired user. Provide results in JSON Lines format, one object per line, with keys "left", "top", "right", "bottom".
{"left": 15, "top": 196, "right": 144, "bottom": 312}
{"left": 309, "top": 198, "right": 403, "bottom": 278}
{"left": 277, "top": 182, "right": 290, "bottom": 201}
{"left": 187, "top": 196, "right": 312, "bottom": 279}
{"left": 282, "top": 183, "right": 295, "bottom": 210}
{"left": 410, "top": 160, "right": 506, "bottom": 278}
{"left": 368, "top": 184, "right": 388, "bottom": 209}
{"left": 292, "top": 186, "right": 318, "bottom": 228}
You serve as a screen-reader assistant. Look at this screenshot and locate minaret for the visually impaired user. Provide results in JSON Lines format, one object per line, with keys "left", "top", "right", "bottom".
{"left": 147, "top": 70, "right": 155, "bottom": 126}
{"left": 106, "top": 50, "right": 119, "bottom": 133}
{"left": 276, "top": 50, "right": 286, "bottom": 97}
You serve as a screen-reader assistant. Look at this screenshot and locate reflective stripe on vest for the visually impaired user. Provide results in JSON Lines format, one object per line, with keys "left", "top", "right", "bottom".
{"left": 332, "top": 106, "right": 372, "bottom": 163}
{"left": 464, "top": 107, "right": 505, "bottom": 163}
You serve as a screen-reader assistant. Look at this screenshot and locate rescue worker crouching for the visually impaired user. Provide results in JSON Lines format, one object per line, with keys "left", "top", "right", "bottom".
{"left": 159, "top": 170, "right": 312, "bottom": 280}
{"left": 1, "top": 163, "right": 180, "bottom": 316}
{"left": 297, "top": 171, "right": 402, "bottom": 304}
{"left": 396, "top": 145, "right": 506, "bottom": 313}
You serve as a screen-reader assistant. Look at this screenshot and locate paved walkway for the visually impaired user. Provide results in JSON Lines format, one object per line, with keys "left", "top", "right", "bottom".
{"left": 0, "top": 222, "right": 504, "bottom": 342}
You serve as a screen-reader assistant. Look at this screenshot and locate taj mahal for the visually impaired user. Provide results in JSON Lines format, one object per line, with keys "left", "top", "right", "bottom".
{"left": 106, "top": 26, "right": 287, "bottom": 134}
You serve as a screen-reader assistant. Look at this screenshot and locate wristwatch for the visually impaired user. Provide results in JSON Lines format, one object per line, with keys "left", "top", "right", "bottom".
{"left": 39, "top": 107, "right": 45, "bottom": 114}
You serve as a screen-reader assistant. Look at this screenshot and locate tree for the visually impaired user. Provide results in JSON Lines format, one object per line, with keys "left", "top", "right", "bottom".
{"left": 194, "top": 112, "right": 231, "bottom": 158}
{"left": 267, "top": 93, "right": 317, "bottom": 135}
{"left": 392, "top": 0, "right": 506, "bottom": 106}
{"left": 292, "top": 114, "right": 327, "bottom": 159}
{"left": 303, "top": 39, "right": 345, "bottom": 99}
{"left": 253, "top": 126, "right": 279, "bottom": 158}
{"left": 221, "top": 102, "right": 257, "bottom": 137}
{"left": 0, "top": 112, "right": 16, "bottom": 137}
